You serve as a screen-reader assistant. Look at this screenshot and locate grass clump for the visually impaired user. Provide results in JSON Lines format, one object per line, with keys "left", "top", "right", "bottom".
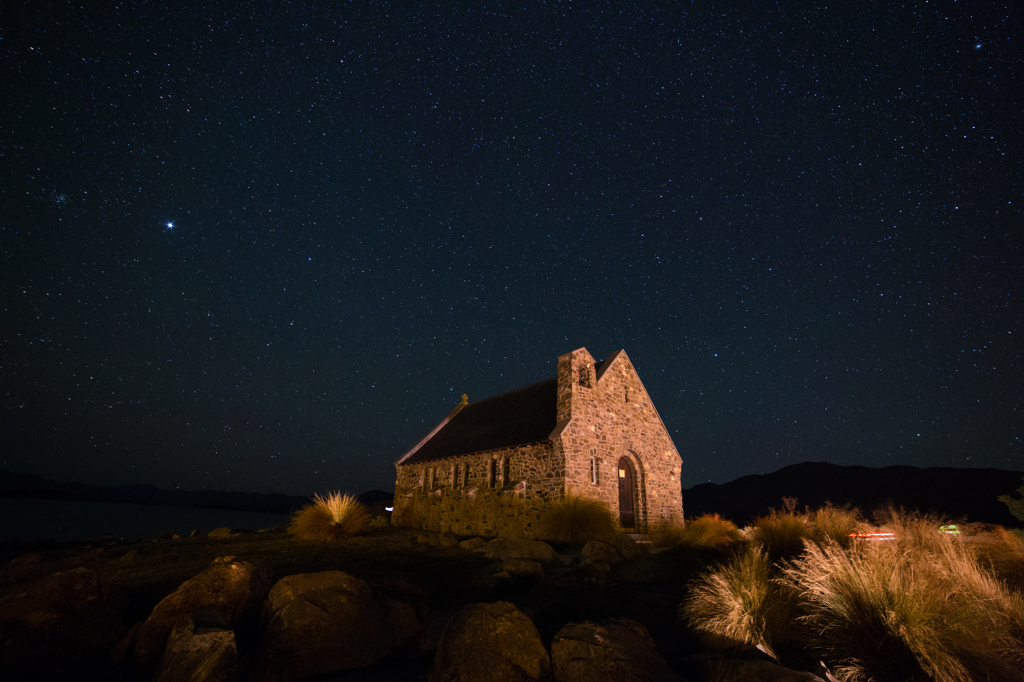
{"left": 781, "top": 513, "right": 1024, "bottom": 682}
{"left": 748, "top": 511, "right": 813, "bottom": 561}
{"left": 537, "top": 490, "right": 617, "bottom": 544}
{"left": 681, "top": 545, "right": 798, "bottom": 659}
{"left": 290, "top": 492, "right": 371, "bottom": 541}
{"left": 652, "top": 514, "right": 742, "bottom": 549}
{"left": 684, "top": 506, "right": 1024, "bottom": 681}
{"left": 806, "top": 502, "right": 862, "bottom": 548}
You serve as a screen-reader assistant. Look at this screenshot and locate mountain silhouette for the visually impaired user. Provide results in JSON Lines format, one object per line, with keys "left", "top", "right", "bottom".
{"left": 682, "top": 462, "right": 1023, "bottom": 527}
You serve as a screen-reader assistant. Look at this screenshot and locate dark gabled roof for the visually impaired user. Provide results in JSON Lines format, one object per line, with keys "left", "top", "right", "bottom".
{"left": 400, "top": 378, "right": 557, "bottom": 465}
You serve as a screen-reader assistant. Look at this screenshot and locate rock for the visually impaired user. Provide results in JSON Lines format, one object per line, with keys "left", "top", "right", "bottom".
{"left": 459, "top": 537, "right": 485, "bottom": 551}
{"left": 0, "top": 567, "right": 126, "bottom": 675}
{"left": 157, "top": 616, "right": 239, "bottom": 682}
{"left": 429, "top": 601, "right": 551, "bottom": 682}
{"left": 250, "top": 571, "right": 397, "bottom": 682}
{"left": 609, "top": 534, "right": 642, "bottom": 560}
{"left": 382, "top": 597, "right": 422, "bottom": 652}
{"left": 109, "top": 620, "right": 143, "bottom": 666}
{"left": 702, "top": 658, "right": 826, "bottom": 681}
{"left": 475, "top": 538, "right": 559, "bottom": 565}
{"left": 580, "top": 540, "right": 623, "bottom": 567}
{"left": 134, "top": 556, "right": 271, "bottom": 663}
{"left": 492, "top": 571, "right": 514, "bottom": 586}
{"left": 502, "top": 558, "right": 545, "bottom": 579}
{"left": 208, "top": 527, "right": 234, "bottom": 539}
{"left": 551, "top": 619, "right": 678, "bottom": 682}
{"left": 417, "top": 532, "right": 457, "bottom": 547}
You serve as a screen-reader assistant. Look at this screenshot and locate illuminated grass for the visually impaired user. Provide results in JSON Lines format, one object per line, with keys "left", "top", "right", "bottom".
{"left": 684, "top": 508, "right": 1024, "bottom": 680}
{"left": 781, "top": 519, "right": 1024, "bottom": 681}
{"left": 652, "top": 514, "right": 742, "bottom": 549}
{"left": 289, "top": 492, "right": 371, "bottom": 541}
{"left": 537, "top": 491, "right": 617, "bottom": 544}
{"left": 748, "top": 512, "right": 812, "bottom": 561}
{"left": 681, "top": 545, "right": 799, "bottom": 659}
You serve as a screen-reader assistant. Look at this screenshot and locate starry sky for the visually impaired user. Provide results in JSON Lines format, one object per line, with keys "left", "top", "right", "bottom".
{"left": 2, "top": 3, "right": 1020, "bottom": 497}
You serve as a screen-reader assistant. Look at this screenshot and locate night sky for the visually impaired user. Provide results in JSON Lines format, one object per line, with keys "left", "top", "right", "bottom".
{"left": 2, "top": 3, "right": 1019, "bottom": 498}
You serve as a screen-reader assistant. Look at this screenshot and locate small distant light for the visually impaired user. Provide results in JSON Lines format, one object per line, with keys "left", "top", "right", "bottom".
{"left": 385, "top": 506, "right": 393, "bottom": 512}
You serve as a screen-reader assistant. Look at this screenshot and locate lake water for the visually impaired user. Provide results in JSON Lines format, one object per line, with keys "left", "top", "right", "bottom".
{"left": 0, "top": 498, "right": 290, "bottom": 542}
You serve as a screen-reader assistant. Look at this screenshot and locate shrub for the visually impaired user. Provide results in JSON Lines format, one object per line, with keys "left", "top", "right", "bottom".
{"left": 779, "top": 513, "right": 1024, "bottom": 682}
{"left": 748, "top": 512, "right": 813, "bottom": 561}
{"left": 537, "top": 491, "right": 617, "bottom": 544}
{"left": 368, "top": 515, "right": 390, "bottom": 528}
{"left": 652, "top": 514, "right": 742, "bottom": 549}
{"left": 289, "top": 492, "right": 371, "bottom": 540}
{"left": 970, "top": 526, "right": 1024, "bottom": 592}
{"left": 681, "top": 545, "right": 800, "bottom": 659}
{"left": 806, "top": 503, "right": 862, "bottom": 548}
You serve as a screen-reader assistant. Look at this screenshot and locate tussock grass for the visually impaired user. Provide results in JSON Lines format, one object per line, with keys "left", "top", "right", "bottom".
{"left": 806, "top": 503, "right": 862, "bottom": 548}
{"left": 681, "top": 546, "right": 798, "bottom": 659}
{"left": 289, "top": 492, "right": 371, "bottom": 540}
{"left": 684, "top": 507, "right": 1024, "bottom": 680}
{"left": 537, "top": 491, "right": 617, "bottom": 544}
{"left": 781, "top": 514, "right": 1024, "bottom": 682}
{"left": 974, "top": 527, "right": 1024, "bottom": 590}
{"left": 652, "top": 514, "right": 742, "bottom": 549}
{"left": 748, "top": 512, "right": 812, "bottom": 561}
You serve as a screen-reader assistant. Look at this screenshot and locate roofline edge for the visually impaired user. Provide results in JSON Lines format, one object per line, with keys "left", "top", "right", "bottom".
{"left": 394, "top": 397, "right": 470, "bottom": 466}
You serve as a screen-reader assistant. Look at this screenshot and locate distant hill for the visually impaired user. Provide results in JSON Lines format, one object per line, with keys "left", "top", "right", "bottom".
{"left": 0, "top": 470, "right": 374, "bottom": 516}
{"left": 682, "top": 462, "right": 1023, "bottom": 527}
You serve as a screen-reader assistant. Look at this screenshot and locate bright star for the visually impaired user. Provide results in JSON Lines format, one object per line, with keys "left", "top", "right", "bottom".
{"left": 166, "top": 222, "right": 174, "bottom": 229}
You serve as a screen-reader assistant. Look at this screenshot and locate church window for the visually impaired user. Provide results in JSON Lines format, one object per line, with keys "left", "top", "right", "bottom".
{"left": 590, "top": 455, "right": 599, "bottom": 485}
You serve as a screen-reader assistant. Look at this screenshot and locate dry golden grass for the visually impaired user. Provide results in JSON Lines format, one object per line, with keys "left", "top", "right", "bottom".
{"left": 806, "top": 503, "right": 862, "bottom": 548}
{"left": 684, "top": 508, "right": 1024, "bottom": 680}
{"left": 780, "top": 513, "right": 1024, "bottom": 682}
{"left": 289, "top": 492, "right": 371, "bottom": 540}
{"left": 536, "top": 491, "right": 617, "bottom": 544}
{"left": 747, "top": 512, "right": 812, "bottom": 561}
{"left": 652, "top": 514, "right": 742, "bottom": 549}
{"left": 973, "top": 526, "right": 1024, "bottom": 591}
{"left": 681, "top": 545, "right": 799, "bottom": 659}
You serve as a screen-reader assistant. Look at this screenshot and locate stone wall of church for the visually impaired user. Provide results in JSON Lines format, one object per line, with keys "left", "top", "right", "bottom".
{"left": 392, "top": 441, "right": 564, "bottom": 537}
{"left": 556, "top": 348, "right": 684, "bottom": 532}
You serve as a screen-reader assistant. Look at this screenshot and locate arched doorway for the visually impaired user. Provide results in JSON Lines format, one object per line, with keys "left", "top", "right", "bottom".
{"left": 617, "top": 456, "right": 636, "bottom": 528}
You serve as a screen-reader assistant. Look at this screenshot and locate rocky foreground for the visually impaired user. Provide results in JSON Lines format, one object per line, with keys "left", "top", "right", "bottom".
{"left": 0, "top": 528, "right": 832, "bottom": 681}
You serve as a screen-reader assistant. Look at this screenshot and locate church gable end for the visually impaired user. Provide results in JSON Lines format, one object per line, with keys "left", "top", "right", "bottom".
{"left": 555, "top": 348, "right": 683, "bottom": 532}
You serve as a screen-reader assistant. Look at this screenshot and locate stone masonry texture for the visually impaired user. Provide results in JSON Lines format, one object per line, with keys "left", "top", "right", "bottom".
{"left": 392, "top": 348, "right": 684, "bottom": 537}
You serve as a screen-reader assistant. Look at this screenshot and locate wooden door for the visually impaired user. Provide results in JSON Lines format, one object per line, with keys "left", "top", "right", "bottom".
{"left": 617, "top": 457, "right": 635, "bottom": 528}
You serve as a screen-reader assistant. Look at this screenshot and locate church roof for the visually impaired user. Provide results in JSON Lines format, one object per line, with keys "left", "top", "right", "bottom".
{"left": 399, "top": 377, "right": 558, "bottom": 465}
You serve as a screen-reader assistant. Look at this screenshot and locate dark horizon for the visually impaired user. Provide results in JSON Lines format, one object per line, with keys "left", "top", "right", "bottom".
{"left": 3, "top": 4, "right": 1019, "bottom": 496}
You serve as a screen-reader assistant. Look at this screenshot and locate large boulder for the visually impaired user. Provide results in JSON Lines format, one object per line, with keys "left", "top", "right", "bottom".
{"left": 0, "top": 566, "right": 126, "bottom": 676}
{"left": 134, "top": 556, "right": 271, "bottom": 663}
{"left": 579, "top": 540, "right": 624, "bottom": 567}
{"left": 156, "top": 612, "right": 239, "bottom": 682}
{"left": 429, "top": 601, "right": 551, "bottom": 682}
{"left": 551, "top": 619, "right": 679, "bottom": 682}
{"left": 250, "top": 570, "right": 412, "bottom": 682}
{"left": 608, "top": 534, "right": 643, "bottom": 560}
{"left": 475, "top": 538, "right": 559, "bottom": 565}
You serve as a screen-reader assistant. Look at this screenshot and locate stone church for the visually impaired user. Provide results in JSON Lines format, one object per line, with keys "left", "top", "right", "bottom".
{"left": 392, "top": 347, "right": 684, "bottom": 537}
